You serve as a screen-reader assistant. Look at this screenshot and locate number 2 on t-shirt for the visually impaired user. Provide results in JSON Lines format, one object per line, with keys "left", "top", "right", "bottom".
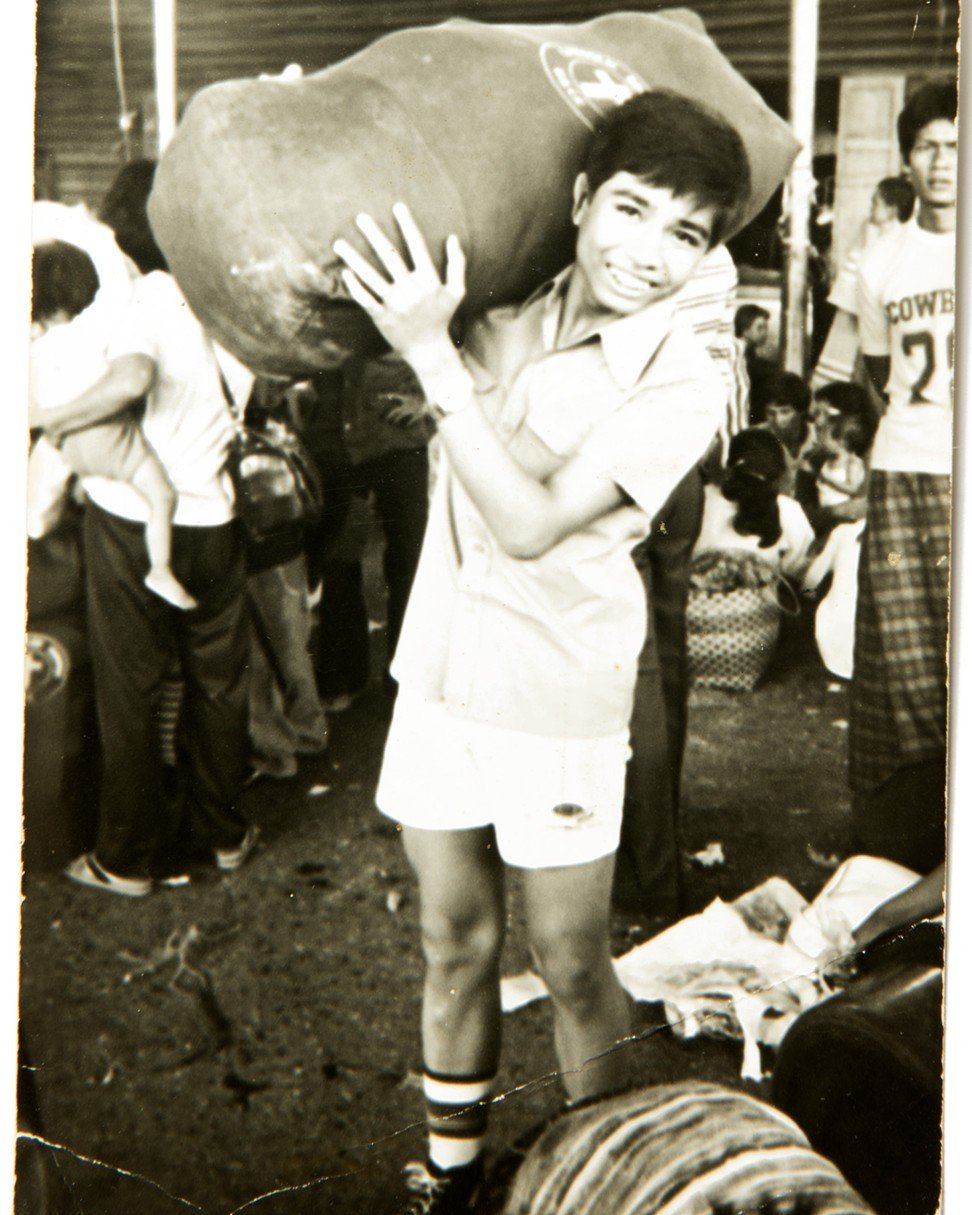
{"left": 902, "top": 327, "right": 954, "bottom": 404}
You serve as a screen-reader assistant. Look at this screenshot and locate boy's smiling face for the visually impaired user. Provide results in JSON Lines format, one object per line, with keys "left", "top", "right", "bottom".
{"left": 569, "top": 171, "right": 716, "bottom": 322}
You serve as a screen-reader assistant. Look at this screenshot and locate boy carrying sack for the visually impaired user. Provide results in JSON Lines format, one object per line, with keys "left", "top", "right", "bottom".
{"left": 334, "top": 90, "right": 752, "bottom": 1214}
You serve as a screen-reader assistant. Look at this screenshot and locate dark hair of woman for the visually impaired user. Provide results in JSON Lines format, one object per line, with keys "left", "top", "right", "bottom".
{"left": 721, "top": 428, "right": 786, "bottom": 548}
{"left": 98, "top": 158, "right": 168, "bottom": 274}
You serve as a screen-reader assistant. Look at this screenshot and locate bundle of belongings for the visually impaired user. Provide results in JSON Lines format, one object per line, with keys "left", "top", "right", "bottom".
{"left": 502, "top": 1081, "right": 876, "bottom": 1215}
{"left": 500, "top": 855, "right": 930, "bottom": 1081}
{"left": 148, "top": 10, "right": 798, "bottom": 376}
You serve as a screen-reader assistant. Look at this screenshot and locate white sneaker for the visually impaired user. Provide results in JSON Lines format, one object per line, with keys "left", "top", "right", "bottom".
{"left": 214, "top": 824, "right": 261, "bottom": 872}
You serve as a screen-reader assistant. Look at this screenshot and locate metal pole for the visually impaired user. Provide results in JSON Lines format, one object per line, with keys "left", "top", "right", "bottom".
{"left": 781, "top": 0, "right": 820, "bottom": 375}
{"left": 153, "top": 0, "right": 177, "bottom": 154}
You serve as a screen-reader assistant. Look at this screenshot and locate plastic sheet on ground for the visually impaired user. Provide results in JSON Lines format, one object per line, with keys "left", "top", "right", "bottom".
{"left": 500, "top": 855, "right": 920, "bottom": 1080}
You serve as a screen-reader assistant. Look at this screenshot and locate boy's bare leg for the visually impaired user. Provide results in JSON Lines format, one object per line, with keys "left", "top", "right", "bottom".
{"left": 522, "top": 853, "right": 631, "bottom": 1102}
{"left": 131, "top": 454, "right": 198, "bottom": 610}
{"left": 402, "top": 825, "right": 506, "bottom": 1075}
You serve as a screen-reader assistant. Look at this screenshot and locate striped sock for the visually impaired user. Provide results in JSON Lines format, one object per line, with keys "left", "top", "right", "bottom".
{"left": 424, "top": 1068, "right": 495, "bottom": 1172}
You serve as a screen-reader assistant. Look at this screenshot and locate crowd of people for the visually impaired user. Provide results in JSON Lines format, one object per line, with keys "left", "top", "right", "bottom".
{"left": 24, "top": 76, "right": 955, "bottom": 1215}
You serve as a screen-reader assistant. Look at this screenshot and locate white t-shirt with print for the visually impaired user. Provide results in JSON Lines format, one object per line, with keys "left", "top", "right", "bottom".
{"left": 857, "top": 219, "right": 956, "bottom": 475}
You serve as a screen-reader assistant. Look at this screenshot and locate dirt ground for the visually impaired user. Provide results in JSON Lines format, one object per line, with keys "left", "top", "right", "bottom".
{"left": 18, "top": 601, "right": 860, "bottom": 1215}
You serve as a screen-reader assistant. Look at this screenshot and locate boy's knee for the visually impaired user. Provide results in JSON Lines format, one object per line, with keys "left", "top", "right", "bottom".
{"left": 420, "top": 906, "right": 503, "bottom": 977}
{"left": 530, "top": 931, "right": 606, "bottom": 1009}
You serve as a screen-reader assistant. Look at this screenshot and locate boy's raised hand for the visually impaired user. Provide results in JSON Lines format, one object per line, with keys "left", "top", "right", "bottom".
{"left": 333, "top": 203, "right": 466, "bottom": 368}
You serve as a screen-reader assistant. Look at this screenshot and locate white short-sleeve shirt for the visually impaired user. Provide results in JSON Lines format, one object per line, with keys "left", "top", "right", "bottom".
{"left": 693, "top": 485, "right": 816, "bottom": 580}
{"left": 390, "top": 269, "right": 726, "bottom": 739}
{"left": 84, "top": 271, "right": 253, "bottom": 526}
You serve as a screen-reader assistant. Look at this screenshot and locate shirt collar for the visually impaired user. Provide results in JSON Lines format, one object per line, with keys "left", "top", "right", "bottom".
{"left": 536, "top": 266, "right": 679, "bottom": 392}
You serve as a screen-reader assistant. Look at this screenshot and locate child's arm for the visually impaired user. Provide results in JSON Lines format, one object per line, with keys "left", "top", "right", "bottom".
{"left": 815, "top": 466, "right": 849, "bottom": 494}
{"left": 841, "top": 455, "right": 867, "bottom": 497}
{"left": 32, "top": 355, "right": 156, "bottom": 444}
{"left": 335, "top": 207, "right": 628, "bottom": 557}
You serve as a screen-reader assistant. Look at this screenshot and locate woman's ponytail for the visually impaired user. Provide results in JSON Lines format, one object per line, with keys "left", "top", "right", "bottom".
{"left": 720, "top": 428, "right": 787, "bottom": 548}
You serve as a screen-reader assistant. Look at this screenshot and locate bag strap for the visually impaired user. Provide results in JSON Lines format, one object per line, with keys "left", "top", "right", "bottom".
{"left": 773, "top": 574, "right": 802, "bottom": 617}
{"left": 212, "top": 343, "right": 246, "bottom": 436}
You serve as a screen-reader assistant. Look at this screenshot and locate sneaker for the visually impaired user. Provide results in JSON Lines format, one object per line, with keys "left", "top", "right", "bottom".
{"left": 64, "top": 853, "right": 152, "bottom": 898}
{"left": 397, "top": 1159, "right": 484, "bottom": 1215}
{"left": 214, "top": 824, "right": 261, "bottom": 873}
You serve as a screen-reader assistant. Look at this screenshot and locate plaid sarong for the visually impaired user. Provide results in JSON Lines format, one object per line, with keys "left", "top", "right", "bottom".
{"left": 849, "top": 470, "right": 951, "bottom": 796}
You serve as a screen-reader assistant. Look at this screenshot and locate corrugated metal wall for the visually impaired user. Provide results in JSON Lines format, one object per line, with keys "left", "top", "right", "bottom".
{"left": 35, "top": 0, "right": 958, "bottom": 207}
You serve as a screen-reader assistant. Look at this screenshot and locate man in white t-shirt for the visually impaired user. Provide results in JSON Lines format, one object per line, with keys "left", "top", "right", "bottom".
{"left": 35, "top": 257, "right": 258, "bottom": 896}
{"left": 849, "top": 81, "right": 956, "bottom": 872}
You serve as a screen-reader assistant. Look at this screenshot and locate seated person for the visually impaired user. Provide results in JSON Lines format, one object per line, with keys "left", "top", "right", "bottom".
{"left": 755, "top": 370, "right": 813, "bottom": 496}
{"left": 29, "top": 239, "right": 195, "bottom": 610}
{"left": 694, "top": 427, "right": 815, "bottom": 581}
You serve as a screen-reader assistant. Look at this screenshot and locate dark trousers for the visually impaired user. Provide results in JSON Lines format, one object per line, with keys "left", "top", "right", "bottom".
{"left": 316, "top": 446, "right": 429, "bottom": 696}
{"left": 84, "top": 502, "right": 250, "bottom": 877}
{"left": 614, "top": 468, "right": 705, "bottom": 917}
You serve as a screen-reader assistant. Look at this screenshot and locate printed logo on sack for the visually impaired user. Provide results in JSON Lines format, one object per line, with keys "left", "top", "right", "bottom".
{"left": 539, "top": 43, "right": 649, "bottom": 130}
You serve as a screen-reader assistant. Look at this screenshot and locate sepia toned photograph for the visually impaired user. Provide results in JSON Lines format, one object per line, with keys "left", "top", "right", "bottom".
{"left": 16, "top": 2, "right": 963, "bottom": 1213}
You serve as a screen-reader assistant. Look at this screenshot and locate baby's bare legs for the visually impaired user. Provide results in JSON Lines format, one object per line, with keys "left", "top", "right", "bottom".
{"left": 131, "top": 454, "right": 197, "bottom": 610}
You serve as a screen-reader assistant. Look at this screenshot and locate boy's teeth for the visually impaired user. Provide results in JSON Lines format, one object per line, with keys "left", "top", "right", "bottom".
{"left": 608, "top": 266, "right": 650, "bottom": 294}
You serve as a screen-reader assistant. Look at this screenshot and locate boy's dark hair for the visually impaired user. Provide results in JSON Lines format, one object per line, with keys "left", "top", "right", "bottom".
{"left": 897, "top": 81, "right": 957, "bottom": 160}
{"left": 583, "top": 90, "right": 751, "bottom": 246}
{"left": 32, "top": 240, "right": 100, "bottom": 323}
{"left": 875, "top": 176, "right": 915, "bottom": 223}
{"left": 722, "top": 427, "right": 786, "bottom": 548}
{"left": 734, "top": 303, "right": 769, "bottom": 338}
{"left": 764, "top": 371, "right": 811, "bottom": 414}
{"left": 828, "top": 411, "right": 874, "bottom": 459}
{"left": 813, "top": 380, "right": 871, "bottom": 422}
{"left": 99, "top": 158, "right": 169, "bottom": 274}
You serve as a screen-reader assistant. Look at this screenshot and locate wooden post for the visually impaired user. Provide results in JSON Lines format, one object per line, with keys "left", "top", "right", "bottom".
{"left": 153, "top": 0, "right": 177, "bottom": 154}
{"left": 781, "top": 0, "right": 820, "bottom": 375}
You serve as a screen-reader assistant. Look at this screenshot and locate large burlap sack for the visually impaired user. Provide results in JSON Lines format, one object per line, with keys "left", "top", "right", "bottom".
{"left": 149, "top": 11, "right": 798, "bottom": 376}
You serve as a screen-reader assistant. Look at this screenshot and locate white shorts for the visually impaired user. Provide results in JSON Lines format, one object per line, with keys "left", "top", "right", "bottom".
{"left": 376, "top": 692, "right": 631, "bottom": 869}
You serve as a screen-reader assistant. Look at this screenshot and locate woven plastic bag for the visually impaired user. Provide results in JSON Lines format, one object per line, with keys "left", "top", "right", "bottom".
{"left": 687, "top": 550, "right": 794, "bottom": 692}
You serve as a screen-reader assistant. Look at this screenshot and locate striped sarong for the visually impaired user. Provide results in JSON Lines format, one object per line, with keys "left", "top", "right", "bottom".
{"left": 849, "top": 470, "right": 951, "bottom": 797}
{"left": 503, "top": 1081, "right": 873, "bottom": 1214}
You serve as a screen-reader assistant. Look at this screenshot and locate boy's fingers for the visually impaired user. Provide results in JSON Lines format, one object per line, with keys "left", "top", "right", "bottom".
{"left": 393, "top": 202, "right": 437, "bottom": 276}
{"left": 340, "top": 269, "right": 381, "bottom": 314}
{"left": 355, "top": 213, "right": 409, "bottom": 278}
{"left": 332, "top": 239, "right": 388, "bottom": 298}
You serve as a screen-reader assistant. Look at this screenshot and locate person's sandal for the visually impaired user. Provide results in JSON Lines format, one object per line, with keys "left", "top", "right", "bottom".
{"left": 64, "top": 853, "right": 152, "bottom": 898}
